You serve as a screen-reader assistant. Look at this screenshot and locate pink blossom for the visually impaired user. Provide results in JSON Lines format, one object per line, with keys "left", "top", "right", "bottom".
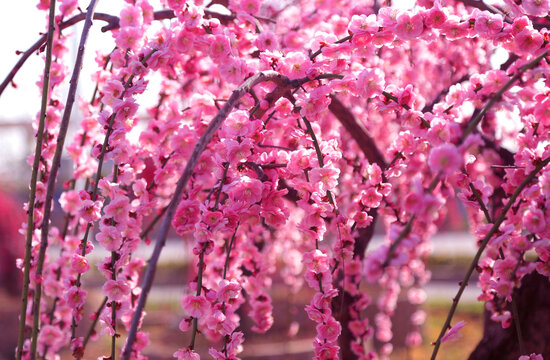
{"left": 173, "top": 348, "right": 200, "bottom": 360}
{"left": 96, "top": 225, "right": 123, "bottom": 252}
{"left": 348, "top": 14, "right": 378, "bottom": 44}
{"left": 103, "top": 195, "right": 131, "bottom": 223}
{"left": 120, "top": 5, "right": 143, "bottom": 28}
{"left": 59, "top": 190, "right": 82, "bottom": 214}
{"left": 394, "top": 12, "right": 424, "bottom": 40}
{"left": 441, "top": 16, "right": 470, "bottom": 40}
{"left": 378, "top": 7, "right": 399, "bottom": 27}
{"left": 181, "top": 4, "right": 203, "bottom": 29}
{"left": 302, "top": 249, "right": 330, "bottom": 273}
{"left": 113, "top": 98, "right": 139, "bottom": 125}
{"left": 219, "top": 58, "right": 248, "bottom": 84}
{"left": 179, "top": 317, "right": 193, "bottom": 332}
{"left": 361, "top": 187, "right": 383, "bottom": 208}
{"left": 515, "top": 28, "right": 544, "bottom": 54}
{"left": 441, "top": 320, "right": 466, "bottom": 343}
{"left": 519, "top": 354, "right": 544, "bottom": 360}
{"left": 65, "top": 286, "right": 87, "bottom": 308}
{"left": 305, "top": 304, "right": 329, "bottom": 323}
{"left": 357, "top": 68, "right": 385, "bottom": 99}
{"left": 304, "top": 269, "right": 332, "bottom": 290}
{"left": 174, "top": 27, "right": 194, "bottom": 53}
{"left": 248, "top": 297, "right": 274, "bottom": 333}
{"left": 313, "top": 340, "right": 340, "bottom": 359}
{"left": 167, "top": 0, "right": 185, "bottom": 11}
{"left": 172, "top": 199, "right": 200, "bottom": 235}
{"left": 280, "top": 52, "right": 312, "bottom": 79}
{"left": 316, "top": 317, "right": 342, "bottom": 342}
{"left": 312, "top": 288, "right": 339, "bottom": 310}
{"left": 523, "top": 207, "right": 546, "bottom": 233}
{"left": 298, "top": 85, "right": 332, "bottom": 119}
{"left": 424, "top": 5, "right": 447, "bottom": 29}
{"left": 182, "top": 295, "right": 210, "bottom": 318}
{"left": 224, "top": 139, "right": 252, "bottom": 163}
{"left": 70, "top": 254, "right": 90, "bottom": 274}
{"left": 223, "top": 110, "right": 258, "bottom": 138}
{"left": 288, "top": 148, "right": 316, "bottom": 174}
{"left": 309, "top": 166, "right": 340, "bottom": 191}
{"left": 102, "top": 280, "right": 131, "bottom": 302}
{"left": 353, "top": 210, "right": 373, "bottom": 228}
{"left": 115, "top": 26, "right": 143, "bottom": 51}
{"left": 511, "top": 16, "right": 530, "bottom": 36}
{"left": 79, "top": 199, "right": 101, "bottom": 222}
{"left": 474, "top": 12, "right": 503, "bottom": 38}
{"left": 226, "top": 331, "right": 245, "bottom": 355}
{"left": 256, "top": 31, "right": 278, "bottom": 51}
{"left": 205, "top": 310, "right": 236, "bottom": 335}
{"left": 38, "top": 325, "right": 64, "bottom": 353}
{"left": 209, "top": 34, "right": 233, "bottom": 61}
{"left": 218, "top": 279, "right": 241, "bottom": 302}
{"left": 407, "top": 288, "right": 427, "bottom": 304}
{"left": 428, "top": 144, "right": 462, "bottom": 175}
{"left": 493, "top": 257, "right": 516, "bottom": 279}
{"left": 229, "top": 176, "right": 263, "bottom": 204}
{"left": 522, "top": 0, "right": 550, "bottom": 16}
{"left": 239, "top": 0, "right": 261, "bottom": 15}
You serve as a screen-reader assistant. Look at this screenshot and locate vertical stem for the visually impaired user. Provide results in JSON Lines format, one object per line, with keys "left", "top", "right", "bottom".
{"left": 189, "top": 248, "right": 206, "bottom": 350}
{"left": 16, "top": 0, "right": 57, "bottom": 358}
{"left": 71, "top": 48, "right": 157, "bottom": 339}
{"left": 110, "top": 251, "right": 117, "bottom": 360}
{"left": 511, "top": 297, "right": 525, "bottom": 355}
{"left": 29, "top": 1, "right": 100, "bottom": 359}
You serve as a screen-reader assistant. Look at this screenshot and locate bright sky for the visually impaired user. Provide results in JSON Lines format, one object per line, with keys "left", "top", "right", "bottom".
{"left": 0, "top": 2, "right": 138, "bottom": 126}
{"left": 0, "top": 2, "right": 129, "bottom": 186}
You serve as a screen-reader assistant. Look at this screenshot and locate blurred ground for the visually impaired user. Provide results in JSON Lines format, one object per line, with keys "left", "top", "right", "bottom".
{"left": 0, "top": 287, "right": 483, "bottom": 360}
{"left": 0, "top": 243, "right": 484, "bottom": 360}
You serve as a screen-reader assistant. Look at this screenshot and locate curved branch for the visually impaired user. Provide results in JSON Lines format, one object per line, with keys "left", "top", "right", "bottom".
{"left": 0, "top": 9, "right": 233, "bottom": 98}
{"left": 461, "top": 51, "right": 548, "bottom": 142}
{"left": 121, "top": 71, "right": 296, "bottom": 360}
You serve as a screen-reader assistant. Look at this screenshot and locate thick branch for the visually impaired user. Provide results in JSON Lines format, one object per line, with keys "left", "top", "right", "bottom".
{"left": 328, "top": 95, "right": 387, "bottom": 169}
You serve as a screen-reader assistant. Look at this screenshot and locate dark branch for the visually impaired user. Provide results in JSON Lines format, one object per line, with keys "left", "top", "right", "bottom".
{"left": 329, "top": 95, "right": 387, "bottom": 169}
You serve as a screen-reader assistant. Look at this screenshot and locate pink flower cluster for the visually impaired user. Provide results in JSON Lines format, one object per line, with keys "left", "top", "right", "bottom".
{"left": 16, "top": 0, "right": 550, "bottom": 359}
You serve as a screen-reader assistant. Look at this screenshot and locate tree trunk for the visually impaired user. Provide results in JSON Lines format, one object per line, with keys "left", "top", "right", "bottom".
{"left": 469, "top": 271, "right": 550, "bottom": 360}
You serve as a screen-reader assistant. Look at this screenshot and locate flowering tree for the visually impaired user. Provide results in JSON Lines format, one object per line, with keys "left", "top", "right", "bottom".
{"left": 5, "top": 0, "right": 550, "bottom": 359}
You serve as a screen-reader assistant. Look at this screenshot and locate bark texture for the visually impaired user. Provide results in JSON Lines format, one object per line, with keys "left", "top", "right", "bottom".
{"left": 469, "top": 271, "right": 550, "bottom": 360}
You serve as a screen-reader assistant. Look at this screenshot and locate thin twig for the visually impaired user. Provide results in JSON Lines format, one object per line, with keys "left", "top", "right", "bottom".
{"left": 28, "top": 2, "right": 100, "bottom": 359}
{"left": 80, "top": 297, "right": 108, "bottom": 357}
{"left": 16, "top": 0, "right": 57, "bottom": 358}
{"left": 188, "top": 247, "right": 206, "bottom": 350}
{"left": 461, "top": 51, "right": 548, "bottom": 142}
{"left": 430, "top": 156, "right": 550, "bottom": 360}
{"left": 71, "top": 48, "right": 158, "bottom": 340}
